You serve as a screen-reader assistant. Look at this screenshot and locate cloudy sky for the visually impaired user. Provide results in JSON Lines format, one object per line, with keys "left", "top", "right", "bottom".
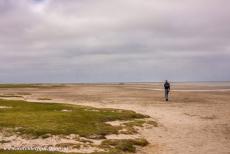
{"left": 0, "top": 0, "right": 229, "bottom": 83}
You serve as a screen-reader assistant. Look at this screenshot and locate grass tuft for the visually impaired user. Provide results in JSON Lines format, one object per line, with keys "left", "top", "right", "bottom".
{"left": 101, "top": 138, "right": 149, "bottom": 153}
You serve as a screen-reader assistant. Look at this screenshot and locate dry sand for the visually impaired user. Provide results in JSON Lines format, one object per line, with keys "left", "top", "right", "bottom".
{"left": 0, "top": 82, "right": 230, "bottom": 154}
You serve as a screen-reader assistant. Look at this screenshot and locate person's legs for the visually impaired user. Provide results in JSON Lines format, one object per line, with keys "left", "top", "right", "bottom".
{"left": 165, "top": 89, "right": 168, "bottom": 101}
{"left": 166, "top": 90, "right": 169, "bottom": 101}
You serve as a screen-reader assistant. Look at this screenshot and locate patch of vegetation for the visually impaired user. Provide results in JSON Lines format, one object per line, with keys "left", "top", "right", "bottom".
{"left": 123, "top": 120, "right": 146, "bottom": 128}
{"left": 123, "top": 119, "right": 158, "bottom": 130}
{"left": 0, "top": 99, "right": 147, "bottom": 138}
{"left": 37, "top": 98, "right": 52, "bottom": 101}
{"left": 0, "top": 94, "right": 22, "bottom": 98}
{"left": 120, "top": 120, "right": 146, "bottom": 134}
{"left": 0, "top": 150, "right": 127, "bottom": 154}
{"left": 146, "top": 120, "right": 158, "bottom": 127}
{"left": 100, "top": 138, "right": 148, "bottom": 153}
{"left": 0, "top": 151, "right": 80, "bottom": 154}
{"left": 0, "top": 84, "right": 65, "bottom": 89}
{"left": 16, "top": 92, "right": 31, "bottom": 95}
{"left": 78, "top": 138, "right": 93, "bottom": 144}
{"left": 0, "top": 140, "right": 10, "bottom": 144}
{"left": 55, "top": 143, "right": 81, "bottom": 149}
{"left": 40, "top": 134, "right": 52, "bottom": 139}
{"left": 0, "top": 149, "right": 129, "bottom": 154}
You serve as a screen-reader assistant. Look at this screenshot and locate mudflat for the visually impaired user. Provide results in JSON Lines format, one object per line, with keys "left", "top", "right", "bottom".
{"left": 0, "top": 82, "right": 230, "bottom": 154}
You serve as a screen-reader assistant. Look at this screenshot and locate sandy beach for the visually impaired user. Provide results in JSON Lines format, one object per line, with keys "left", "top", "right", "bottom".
{"left": 0, "top": 82, "right": 230, "bottom": 154}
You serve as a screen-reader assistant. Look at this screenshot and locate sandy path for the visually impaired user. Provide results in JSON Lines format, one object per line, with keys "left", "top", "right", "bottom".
{"left": 70, "top": 102, "right": 229, "bottom": 154}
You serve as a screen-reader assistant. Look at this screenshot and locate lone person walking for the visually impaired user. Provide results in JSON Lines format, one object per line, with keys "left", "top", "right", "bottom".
{"left": 164, "top": 80, "right": 170, "bottom": 101}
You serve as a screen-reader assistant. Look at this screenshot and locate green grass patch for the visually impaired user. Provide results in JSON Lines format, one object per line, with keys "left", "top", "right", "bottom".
{"left": 146, "top": 120, "right": 158, "bottom": 127}
{"left": 0, "top": 99, "right": 147, "bottom": 138}
{"left": 101, "top": 138, "right": 149, "bottom": 153}
{"left": 124, "top": 119, "right": 158, "bottom": 128}
{"left": 120, "top": 120, "right": 146, "bottom": 134}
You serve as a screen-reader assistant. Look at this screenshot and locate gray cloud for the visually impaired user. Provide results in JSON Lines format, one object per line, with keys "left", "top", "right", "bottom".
{"left": 0, "top": 0, "right": 229, "bottom": 83}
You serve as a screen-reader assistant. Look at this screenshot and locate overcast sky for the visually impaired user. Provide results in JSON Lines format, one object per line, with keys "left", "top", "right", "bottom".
{"left": 0, "top": 0, "right": 229, "bottom": 83}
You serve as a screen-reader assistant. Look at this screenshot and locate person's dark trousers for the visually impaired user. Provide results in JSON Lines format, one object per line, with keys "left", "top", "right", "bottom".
{"left": 165, "top": 89, "right": 169, "bottom": 101}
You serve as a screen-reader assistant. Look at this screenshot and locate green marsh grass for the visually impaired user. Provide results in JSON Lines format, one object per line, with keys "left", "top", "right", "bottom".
{"left": 0, "top": 99, "right": 147, "bottom": 138}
